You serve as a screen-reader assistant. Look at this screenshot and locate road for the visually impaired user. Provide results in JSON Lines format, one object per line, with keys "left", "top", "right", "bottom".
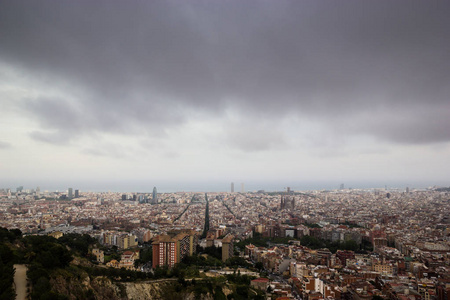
{"left": 14, "top": 264, "right": 28, "bottom": 300}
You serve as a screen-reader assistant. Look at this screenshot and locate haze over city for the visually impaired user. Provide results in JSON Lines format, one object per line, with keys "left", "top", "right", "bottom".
{"left": 1, "top": 1, "right": 449, "bottom": 192}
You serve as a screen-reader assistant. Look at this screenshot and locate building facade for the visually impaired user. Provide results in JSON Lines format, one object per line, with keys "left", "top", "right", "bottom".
{"left": 222, "top": 234, "right": 234, "bottom": 262}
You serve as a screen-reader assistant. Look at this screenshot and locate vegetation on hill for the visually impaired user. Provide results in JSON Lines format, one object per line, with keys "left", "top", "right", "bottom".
{"left": 0, "top": 227, "right": 263, "bottom": 299}
{"left": 0, "top": 228, "right": 17, "bottom": 300}
{"left": 2, "top": 225, "right": 372, "bottom": 299}
{"left": 160, "top": 274, "right": 264, "bottom": 300}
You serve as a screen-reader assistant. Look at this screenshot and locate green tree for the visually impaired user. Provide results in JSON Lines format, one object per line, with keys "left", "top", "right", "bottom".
{"left": 214, "top": 286, "right": 227, "bottom": 300}
{"left": 202, "top": 246, "right": 222, "bottom": 261}
{"left": 31, "top": 277, "right": 51, "bottom": 300}
{"left": 0, "top": 245, "right": 14, "bottom": 264}
{"left": 27, "top": 263, "right": 49, "bottom": 285}
{"left": 342, "top": 240, "right": 358, "bottom": 251}
{"left": 57, "top": 233, "right": 96, "bottom": 256}
{"left": 300, "top": 235, "right": 324, "bottom": 248}
{"left": 226, "top": 256, "right": 250, "bottom": 268}
{"left": 0, "top": 260, "right": 16, "bottom": 300}
{"left": 0, "top": 227, "right": 21, "bottom": 243}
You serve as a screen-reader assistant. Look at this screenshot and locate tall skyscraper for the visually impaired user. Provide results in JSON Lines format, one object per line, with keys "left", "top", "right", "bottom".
{"left": 231, "top": 182, "right": 234, "bottom": 193}
{"left": 74, "top": 189, "right": 79, "bottom": 198}
{"left": 152, "top": 187, "right": 157, "bottom": 204}
{"left": 68, "top": 188, "right": 73, "bottom": 199}
{"left": 241, "top": 183, "right": 244, "bottom": 193}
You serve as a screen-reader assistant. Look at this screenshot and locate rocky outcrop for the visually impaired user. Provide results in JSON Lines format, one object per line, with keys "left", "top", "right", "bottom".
{"left": 48, "top": 267, "right": 234, "bottom": 300}
{"left": 50, "top": 274, "right": 216, "bottom": 300}
{"left": 50, "top": 274, "right": 124, "bottom": 300}
{"left": 123, "top": 281, "right": 166, "bottom": 300}
{"left": 123, "top": 281, "right": 215, "bottom": 300}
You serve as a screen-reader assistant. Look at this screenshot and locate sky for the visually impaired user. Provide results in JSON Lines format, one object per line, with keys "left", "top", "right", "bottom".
{"left": 1, "top": 1, "right": 449, "bottom": 192}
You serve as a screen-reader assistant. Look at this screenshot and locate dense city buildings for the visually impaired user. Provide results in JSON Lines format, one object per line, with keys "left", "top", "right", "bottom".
{"left": 0, "top": 185, "right": 449, "bottom": 299}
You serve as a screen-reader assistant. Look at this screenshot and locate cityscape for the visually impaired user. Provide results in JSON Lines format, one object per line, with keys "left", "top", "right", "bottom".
{"left": 1, "top": 1, "right": 450, "bottom": 299}
{"left": 1, "top": 184, "right": 449, "bottom": 299}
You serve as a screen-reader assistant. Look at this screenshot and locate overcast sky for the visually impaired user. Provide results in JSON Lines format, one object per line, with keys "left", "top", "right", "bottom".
{"left": 1, "top": 1, "right": 449, "bottom": 192}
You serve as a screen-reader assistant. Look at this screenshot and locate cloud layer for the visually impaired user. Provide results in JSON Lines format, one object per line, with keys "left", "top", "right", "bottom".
{"left": 1, "top": 1, "right": 449, "bottom": 187}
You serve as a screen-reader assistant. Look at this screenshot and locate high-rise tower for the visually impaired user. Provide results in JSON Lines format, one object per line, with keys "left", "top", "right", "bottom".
{"left": 152, "top": 187, "right": 157, "bottom": 204}
{"left": 231, "top": 182, "right": 234, "bottom": 193}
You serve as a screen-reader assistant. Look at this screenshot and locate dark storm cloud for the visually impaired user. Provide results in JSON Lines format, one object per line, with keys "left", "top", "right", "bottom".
{"left": 354, "top": 106, "right": 450, "bottom": 144}
{"left": 23, "top": 95, "right": 183, "bottom": 144}
{"left": 1, "top": 0, "right": 449, "bottom": 147}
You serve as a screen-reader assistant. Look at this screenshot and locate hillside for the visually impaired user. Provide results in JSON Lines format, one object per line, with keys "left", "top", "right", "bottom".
{"left": 0, "top": 228, "right": 264, "bottom": 300}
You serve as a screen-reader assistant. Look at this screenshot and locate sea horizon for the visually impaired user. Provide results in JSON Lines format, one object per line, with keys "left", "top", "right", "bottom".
{"left": 2, "top": 179, "right": 448, "bottom": 194}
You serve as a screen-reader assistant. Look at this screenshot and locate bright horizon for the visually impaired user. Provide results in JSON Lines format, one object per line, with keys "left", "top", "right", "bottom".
{"left": 2, "top": 179, "right": 446, "bottom": 194}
